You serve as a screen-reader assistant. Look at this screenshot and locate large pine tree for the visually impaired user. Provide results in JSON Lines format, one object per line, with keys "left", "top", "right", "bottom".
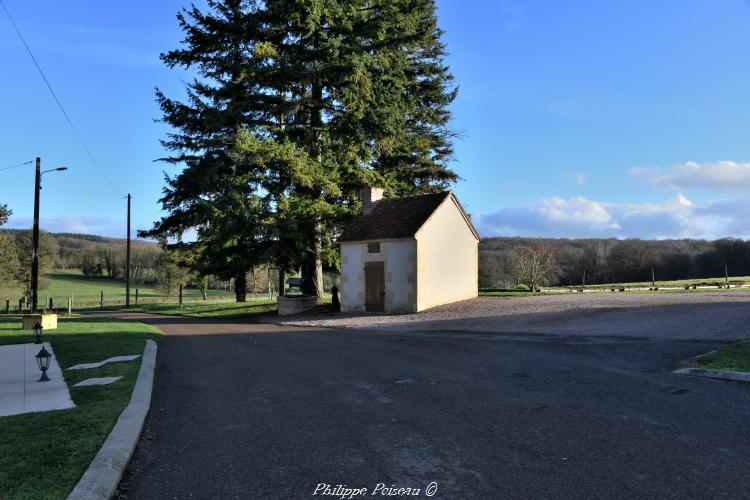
{"left": 147, "top": 0, "right": 458, "bottom": 299}
{"left": 141, "top": 0, "right": 273, "bottom": 301}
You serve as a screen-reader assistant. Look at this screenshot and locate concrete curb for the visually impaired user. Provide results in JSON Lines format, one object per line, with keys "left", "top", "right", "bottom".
{"left": 674, "top": 367, "right": 750, "bottom": 383}
{"left": 67, "top": 339, "right": 157, "bottom": 500}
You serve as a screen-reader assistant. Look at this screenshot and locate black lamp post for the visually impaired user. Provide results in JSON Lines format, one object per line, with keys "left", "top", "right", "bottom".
{"left": 36, "top": 346, "right": 51, "bottom": 382}
{"left": 31, "top": 157, "right": 68, "bottom": 313}
{"left": 34, "top": 322, "right": 43, "bottom": 344}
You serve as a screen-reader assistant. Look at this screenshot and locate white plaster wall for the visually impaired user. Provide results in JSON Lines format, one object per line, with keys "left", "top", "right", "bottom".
{"left": 415, "top": 197, "right": 479, "bottom": 311}
{"left": 340, "top": 243, "right": 365, "bottom": 312}
{"left": 339, "top": 239, "right": 417, "bottom": 313}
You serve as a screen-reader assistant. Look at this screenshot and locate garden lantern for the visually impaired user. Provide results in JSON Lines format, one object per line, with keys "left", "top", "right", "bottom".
{"left": 34, "top": 323, "right": 43, "bottom": 344}
{"left": 35, "top": 346, "right": 51, "bottom": 382}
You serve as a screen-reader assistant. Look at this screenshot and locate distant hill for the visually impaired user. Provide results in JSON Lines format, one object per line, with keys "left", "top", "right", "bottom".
{"left": 0, "top": 228, "right": 161, "bottom": 282}
{"left": 0, "top": 229, "right": 157, "bottom": 248}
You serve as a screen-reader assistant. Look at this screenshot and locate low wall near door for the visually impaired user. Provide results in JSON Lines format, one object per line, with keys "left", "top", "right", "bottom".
{"left": 277, "top": 295, "right": 317, "bottom": 316}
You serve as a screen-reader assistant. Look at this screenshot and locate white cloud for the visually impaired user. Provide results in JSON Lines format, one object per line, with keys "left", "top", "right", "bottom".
{"left": 538, "top": 196, "right": 618, "bottom": 230}
{"left": 630, "top": 161, "right": 750, "bottom": 193}
{"left": 476, "top": 193, "right": 747, "bottom": 240}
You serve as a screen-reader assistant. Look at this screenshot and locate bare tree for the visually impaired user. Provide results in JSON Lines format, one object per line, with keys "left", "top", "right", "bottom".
{"left": 513, "top": 245, "right": 556, "bottom": 291}
{"left": 156, "top": 250, "right": 188, "bottom": 299}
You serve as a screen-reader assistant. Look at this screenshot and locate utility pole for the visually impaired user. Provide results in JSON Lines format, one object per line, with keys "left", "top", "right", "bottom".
{"left": 29, "top": 157, "right": 67, "bottom": 313}
{"left": 31, "top": 158, "right": 41, "bottom": 312}
{"left": 126, "top": 194, "right": 132, "bottom": 307}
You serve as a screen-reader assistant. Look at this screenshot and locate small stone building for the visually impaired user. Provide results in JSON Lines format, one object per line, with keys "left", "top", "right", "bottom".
{"left": 338, "top": 188, "right": 479, "bottom": 313}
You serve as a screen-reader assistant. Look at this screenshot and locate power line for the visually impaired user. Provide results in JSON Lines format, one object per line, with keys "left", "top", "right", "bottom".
{"left": 0, "top": 160, "right": 32, "bottom": 172}
{"left": 0, "top": 0, "right": 123, "bottom": 196}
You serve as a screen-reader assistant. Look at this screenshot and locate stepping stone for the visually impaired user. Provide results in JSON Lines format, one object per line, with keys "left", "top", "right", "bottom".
{"left": 73, "top": 376, "right": 123, "bottom": 388}
{"left": 67, "top": 355, "right": 140, "bottom": 370}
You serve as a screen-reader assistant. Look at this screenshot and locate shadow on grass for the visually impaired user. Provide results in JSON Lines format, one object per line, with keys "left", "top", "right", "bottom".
{"left": 688, "top": 339, "right": 750, "bottom": 372}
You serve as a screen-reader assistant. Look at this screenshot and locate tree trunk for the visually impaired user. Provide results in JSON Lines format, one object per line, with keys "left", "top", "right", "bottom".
{"left": 301, "top": 229, "right": 324, "bottom": 297}
{"left": 304, "top": 75, "right": 325, "bottom": 298}
{"left": 235, "top": 272, "right": 247, "bottom": 302}
{"left": 279, "top": 269, "right": 286, "bottom": 297}
{"left": 314, "top": 222, "right": 324, "bottom": 298}
{"left": 302, "top": 256, "right": 316, "bottom": 296}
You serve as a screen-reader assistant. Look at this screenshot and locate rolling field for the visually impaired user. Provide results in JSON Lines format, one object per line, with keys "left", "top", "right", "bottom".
{"left": 0, "top": 270, "right": 238, "bottom": 308}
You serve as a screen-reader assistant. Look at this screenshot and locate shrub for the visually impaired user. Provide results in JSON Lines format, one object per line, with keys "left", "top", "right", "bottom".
{"left": 514, "top": 284, "right": 530, "bottom": 291}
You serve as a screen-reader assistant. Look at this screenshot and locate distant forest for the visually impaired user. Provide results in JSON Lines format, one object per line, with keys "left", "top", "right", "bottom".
{"left": 479, "top": 237, "right": 750, "bottom": 288}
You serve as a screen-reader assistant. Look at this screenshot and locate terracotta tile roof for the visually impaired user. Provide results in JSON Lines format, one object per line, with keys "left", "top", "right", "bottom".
{"left": 339, "top": 191, "right": 453, "bottom": 242}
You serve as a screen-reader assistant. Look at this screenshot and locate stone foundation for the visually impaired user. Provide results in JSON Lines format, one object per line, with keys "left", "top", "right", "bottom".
{"left": 277, "top": 295, "right": 318, "bottom": 316}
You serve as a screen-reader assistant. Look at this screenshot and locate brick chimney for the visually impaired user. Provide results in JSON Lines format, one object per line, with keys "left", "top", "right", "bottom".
{"left": 361, "top": 186, "right": 384, "bottom": 215}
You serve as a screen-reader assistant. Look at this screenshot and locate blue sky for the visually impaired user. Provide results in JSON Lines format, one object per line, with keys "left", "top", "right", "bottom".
{"left": 2, "top": 0, "right": 750, "bottom": 239}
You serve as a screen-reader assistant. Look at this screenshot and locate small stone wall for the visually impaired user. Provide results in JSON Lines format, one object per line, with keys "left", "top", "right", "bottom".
{"left": 22, "top": 313, "right": 58, "bottom": 330}
{"left": 277, "top": 295, "right": 318, "bottom": 316}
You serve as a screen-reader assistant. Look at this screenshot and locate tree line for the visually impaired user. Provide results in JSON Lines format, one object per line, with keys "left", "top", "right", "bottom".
{"left": 480, "top": 237, "right": 750, "bottom": 288}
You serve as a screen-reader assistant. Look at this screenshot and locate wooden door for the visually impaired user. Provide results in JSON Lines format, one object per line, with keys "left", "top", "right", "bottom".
{"left": 364, "top": 261, "right": 385, "bottom": 312}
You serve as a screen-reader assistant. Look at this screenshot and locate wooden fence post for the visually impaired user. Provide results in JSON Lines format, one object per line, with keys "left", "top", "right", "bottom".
{"left": 100, "top": 290, "right": 104, "bottom": 308}
{"left": 5, "top": 298, "right": 8, "bottom": 314}
{"left": 135, "top": 288, "right": 139, "bottom": 306}
{"left": 49, "top": 297, "right": 53, "bottom": 311}
{"left": 179, "top": 284, "right": 183, "bottom": 307}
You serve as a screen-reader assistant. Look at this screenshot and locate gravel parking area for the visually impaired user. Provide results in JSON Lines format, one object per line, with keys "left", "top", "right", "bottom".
{"left": 265, "top": 291, "right": 750, "bottom": 341}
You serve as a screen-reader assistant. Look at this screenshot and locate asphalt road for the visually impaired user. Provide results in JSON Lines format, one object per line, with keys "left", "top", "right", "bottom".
{"left": 108, "top": 313, "right": 750, "bottom": 499}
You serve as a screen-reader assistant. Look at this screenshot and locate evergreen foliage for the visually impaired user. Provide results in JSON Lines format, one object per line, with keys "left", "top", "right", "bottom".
{"left": 143, "top": 0, "right": 458, "bottom": 299}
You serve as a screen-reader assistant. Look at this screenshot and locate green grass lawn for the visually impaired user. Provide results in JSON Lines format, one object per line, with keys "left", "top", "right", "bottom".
{"left": 109, "top": 298, "right": 278, "bottom": 318}
{"left": 0, "top": 318, "right": 162, "bottom": 499}
{"left": 0, "top": 270, "right": 237, "bottom": 309}
{"left": 688, "top": 340, "right": 750, "bottom": 373}
{"left": 104, "top": 295, "right": 337, "bottom": 319}
{"left": 556, "top": 275, "right": 750, "bottom": 291}
{"left": 479, "top": 291, "right": 553, "bottom": 297}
